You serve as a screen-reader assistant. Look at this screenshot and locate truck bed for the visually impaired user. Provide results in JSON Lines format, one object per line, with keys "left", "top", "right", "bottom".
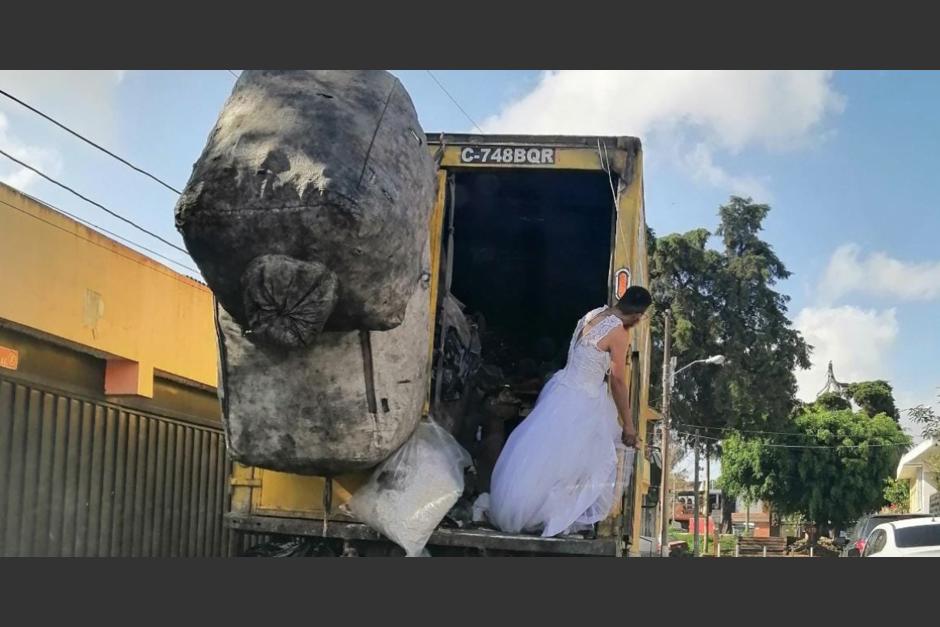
{"left": 225, "top": 512, "right": 620, "bottom": 556}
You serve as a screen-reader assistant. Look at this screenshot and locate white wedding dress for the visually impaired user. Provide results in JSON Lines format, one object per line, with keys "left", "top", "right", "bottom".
{"left": 488, "top": 307, "right": 626, "bottom": 537}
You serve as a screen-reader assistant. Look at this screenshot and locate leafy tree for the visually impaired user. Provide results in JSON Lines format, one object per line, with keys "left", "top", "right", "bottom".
{"left": 719, "top": 433, "right": 782, "bottom": 507}
{"left": 847, "top": 380, "right": 899, "bottom": 421}
{"left": 907, "top": 390, "right": 939, "bottom": 440}
{"left": 883, "top": 478, "right": 910, "bottom": 513}
{"left": 816, "top": 392, "right": 851, "bottom": 412}
{"left": 720, "top": 406, "right": 910, "bottom": 534}
{"left": 649, "top": 197, "right": 810, "bottom": 440}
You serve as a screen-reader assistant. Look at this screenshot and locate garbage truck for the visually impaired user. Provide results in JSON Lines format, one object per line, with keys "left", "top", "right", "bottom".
{"left": 219, "top": 132, "right": 659, "bottom": 556}
{"left": 177, "top": 71, "right": 659, "bottom": 556}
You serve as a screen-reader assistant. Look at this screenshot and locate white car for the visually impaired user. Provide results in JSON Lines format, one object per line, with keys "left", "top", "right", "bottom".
{"left": 861, "top": 517, "right": 940, "bottom": 557}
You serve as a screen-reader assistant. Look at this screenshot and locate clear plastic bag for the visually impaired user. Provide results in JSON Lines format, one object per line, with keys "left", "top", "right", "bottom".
{"left": 472, "top": 493, "right": 491, "bottom": 523}
{"left": 348, "top": 419, "right": 472, "bottom": 557}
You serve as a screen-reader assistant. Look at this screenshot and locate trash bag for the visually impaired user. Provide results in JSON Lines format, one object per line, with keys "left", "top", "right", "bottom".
{"left": 348, "top": 419, "right": 472, "bottom": 557}
{"left": 176, "top": 70, "right": 436, "bottom": 340}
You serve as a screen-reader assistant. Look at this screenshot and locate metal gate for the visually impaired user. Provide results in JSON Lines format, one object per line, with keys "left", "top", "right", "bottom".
{"left": 0, "top": 375, "right": 256, "bottom": 557}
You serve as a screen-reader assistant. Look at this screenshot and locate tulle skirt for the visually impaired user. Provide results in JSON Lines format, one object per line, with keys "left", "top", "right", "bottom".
{"left": 488, "top": 371, "right": 623, "bottom": 537}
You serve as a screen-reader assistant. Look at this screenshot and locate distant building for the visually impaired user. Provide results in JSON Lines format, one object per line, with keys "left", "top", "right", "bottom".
{"left": 672, "top": 489, "right": 725, "bottom": 532}
{"left": 730, "top": 499, "right": 771, "bottom": 537}
{"left": 896, "top": 439, "right": 940, "bottom": 514}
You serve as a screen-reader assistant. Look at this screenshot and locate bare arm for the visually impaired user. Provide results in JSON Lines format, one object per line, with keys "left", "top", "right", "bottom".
{"left": 602, "top": 326, "right": 637, "bottom": 447}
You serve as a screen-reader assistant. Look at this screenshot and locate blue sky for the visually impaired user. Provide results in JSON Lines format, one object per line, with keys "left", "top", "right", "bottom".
{"left": 1, "top": 70, "right": 937, "bottom": 446}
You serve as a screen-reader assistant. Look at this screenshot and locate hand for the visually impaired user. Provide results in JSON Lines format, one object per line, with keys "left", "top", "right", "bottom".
{"left": 622, "top": 430, "right": 638, "bottom": 448}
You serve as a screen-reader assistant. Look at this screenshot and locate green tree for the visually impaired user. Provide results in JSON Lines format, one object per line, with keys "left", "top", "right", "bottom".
{"left": 907, "top": 389, "right": 939, "bottom": 440}
{"left": 721, "top": 406, "right": 911, "bottom": 534}
{"left": 847, "top": 380, "right": 899, "bottom": 421}
{"left": 883, "top": 478, "right": 910, "bottom": 513}
{"left": 649, "top": 197, "right": 810, "bottom": 439}
{"left": 815, "top": 392, "right": 851, "bottom": 412}
{"left": 719, "top": 433, "right": 783, "bottom": 507}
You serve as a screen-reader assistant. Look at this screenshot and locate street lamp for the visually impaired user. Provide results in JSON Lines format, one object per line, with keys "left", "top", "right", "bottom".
{"left": 656, "top": 329, "right": 726, "bottom": 557}
{"left": 673, "top": 355, "right": 726, "bottom": 380}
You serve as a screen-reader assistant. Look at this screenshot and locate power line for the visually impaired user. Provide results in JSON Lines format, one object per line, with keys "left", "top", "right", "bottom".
{"left": 673, "top": 427, "right": 909, "bottom": 450}
{"left": 425, "top": 70, "right": 484, "bottom": 134}
{"left": 0, "top": 198, "right": 201, "bottom": 285}
{"left": 227, "top": 70, "right": 240, "bottom": 79}
{"left": 677, "top": 420, "right": 921, "bottom": 442}
{"left": 674, "top": 422, "right": 835, "bottom": 440}
{"left": 0, "top": 148, "right": 191, "bottom": 256}
{"left": 2, "top": 190, "right": 198, "bottom": 274}
{"left": 0, "top": 88, "right": 182, "bottom": 195}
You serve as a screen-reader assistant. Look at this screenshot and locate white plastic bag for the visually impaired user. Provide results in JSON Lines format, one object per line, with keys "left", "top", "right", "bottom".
{"left": 348, "top": 419, "right": 472, "bottom": 557}
{"left": 472, "top": 493, "right": 490, "bottom": 523}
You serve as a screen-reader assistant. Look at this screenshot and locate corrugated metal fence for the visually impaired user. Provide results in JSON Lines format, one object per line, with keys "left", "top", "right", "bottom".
{"left": 0, "top": 376, "right": 260, "bottom": 557}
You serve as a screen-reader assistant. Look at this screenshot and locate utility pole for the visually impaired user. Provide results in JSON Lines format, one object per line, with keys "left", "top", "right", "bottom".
{"left": 657, "top": 312, "right": 673, "bottom": 557}
{"left": 692, "top": 429, "right": 701, "bottom": 556}
{"left": 745, "top": 500, "right": 751, "bottom": 537}
{"left": 704, "top": 443, "right": 711, "bottom": 555}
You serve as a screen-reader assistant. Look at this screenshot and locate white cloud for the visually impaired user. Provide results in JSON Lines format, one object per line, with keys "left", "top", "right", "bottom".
{"left": 681, "top": 143, "right": 771, "bottom": 200}
{"left": 793, "top": 305, "right": 899, "bottom": 402}
{"left": 0, "top": 71, "right": 125, "bottom": 192}
{"left": 819, "top": 243, "right": 940, "bottom": 303}
{"left": 482, "top": 70, "right": 845, "bottom": 197}
{"left": 0, "top": 112, "right": 63, "bottom": 191}
{"left": 483, "top": 70, "right": 845, "bottom": 150}
{"left": 0, "top": 70, "right": 125, "bottom": 144}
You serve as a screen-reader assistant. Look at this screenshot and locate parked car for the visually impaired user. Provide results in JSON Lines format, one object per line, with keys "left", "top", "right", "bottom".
{"left": 842, "top": 513, "right": 932, "bottom": 556}
{"left": 861, "top": 517, "right": 940, "bottom": 557}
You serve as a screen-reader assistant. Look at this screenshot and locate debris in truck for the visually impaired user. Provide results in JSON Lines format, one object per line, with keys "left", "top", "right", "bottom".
{"left": 240, "top": 536, "right": 336, "bottom": 557}
{"left": 176, "top": 70, "right": 436, "bottom": 476}
{"left": 348, "top": 419, "right": 472, "bottom": 557}
{"left": 443, "top": 496, "right": 475, "bottom": 529}
{"left": 470, "top": 386, "right": 520, "bottom": 492}
{"left": 431, "top": 294, "right": 483, "bottom": 436}
{"left": 472, "top": 493, "right": 491, "bottom": 524}
{"left": 438, "top": 296, "right": 482, "bottom": 403}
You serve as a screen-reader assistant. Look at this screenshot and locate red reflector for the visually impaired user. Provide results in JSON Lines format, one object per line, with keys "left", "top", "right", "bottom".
{"left": 615, "top": 269, "right": 631, "bottom": 299}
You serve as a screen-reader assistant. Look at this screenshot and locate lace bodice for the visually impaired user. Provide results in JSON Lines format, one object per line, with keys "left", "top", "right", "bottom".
{"left": 556, "top": 307, "right": 622, "bottom": 396}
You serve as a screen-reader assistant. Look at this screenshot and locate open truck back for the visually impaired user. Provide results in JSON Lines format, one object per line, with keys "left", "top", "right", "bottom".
{"left": 226, "top": 134, "right": 660, "bottom": 556}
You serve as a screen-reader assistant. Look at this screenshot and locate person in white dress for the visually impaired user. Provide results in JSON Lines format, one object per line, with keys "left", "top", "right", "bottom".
{"left": 488, "top": 286, "right": 653, "bottom": 537}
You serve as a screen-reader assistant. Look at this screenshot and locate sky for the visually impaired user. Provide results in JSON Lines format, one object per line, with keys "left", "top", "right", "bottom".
{"left": 1, "top": 70, "right": 938, "bottom": 454}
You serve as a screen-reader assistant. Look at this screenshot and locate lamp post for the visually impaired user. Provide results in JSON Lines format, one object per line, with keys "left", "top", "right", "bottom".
{"left": 657, "top": 335, "right": 725, "bottom": 557}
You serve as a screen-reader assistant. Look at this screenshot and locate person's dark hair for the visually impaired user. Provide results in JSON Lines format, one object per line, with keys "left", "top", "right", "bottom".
{"left": 615, "top": 286, "right": 652, "bottom": 316}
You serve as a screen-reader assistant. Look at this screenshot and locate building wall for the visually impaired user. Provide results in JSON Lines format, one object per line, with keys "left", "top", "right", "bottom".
{"left": 0, "top": 184, "right": 217, "bottom": 398}
{"left": 926, "top": 476, "right": 939, "bottom": 513}
{"left": 908, "top": 466, "right": 939, "bottom": 514}
{"left": 910, "top": 469, "right": 923, "bottom": 513}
